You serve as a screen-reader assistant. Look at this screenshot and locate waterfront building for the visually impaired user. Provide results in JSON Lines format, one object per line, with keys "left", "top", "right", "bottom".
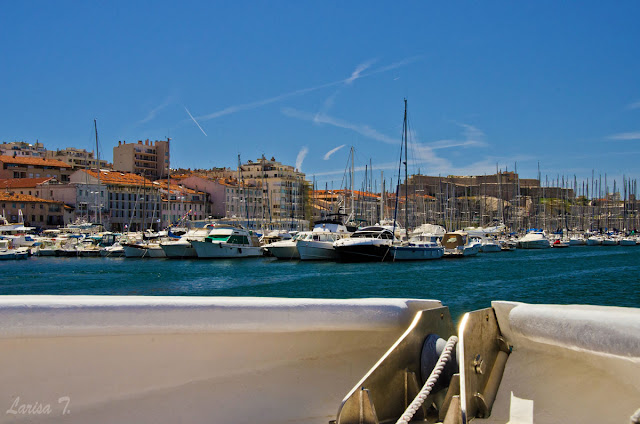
{"left": 239, "top": 156, "right": 307, "bottom": 225}
{"left": 0, "top": 177, "right": 54, "bottom": 197}
{"left": 179, "top": 175, "right": 264, "bottom": 225}
{"left": 113, "top": 139, "right": 170, "bottom": 179}
{"left": 0, "top": 155, "right": 72, "bottom": 181}
{"left": 0, "top": 141, "right": 46, "bottom": 158}
{"left": 70, "top": 169, "right": 160, "bottom": 232}
{"left": 45, "top": 147, "right": 111, "bottom": 171}
{"left": 151, "top": 179, "right": 211, "bottom": 227}
{"left": 0, "top": 191, "right": 65, "bottom": 229}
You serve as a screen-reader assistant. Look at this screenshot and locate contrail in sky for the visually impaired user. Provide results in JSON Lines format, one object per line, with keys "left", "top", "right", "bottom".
{"left": 184, "top": 106, "right": 208, "bottom": 136}
{"left": 323, "top": 144, "right": 346, "bottom": 160}
{"left": 197, "top": 56, "right": 422, "bottom": 122}
{"left": 138, "top": 96, "right": 172, "bottom": 125}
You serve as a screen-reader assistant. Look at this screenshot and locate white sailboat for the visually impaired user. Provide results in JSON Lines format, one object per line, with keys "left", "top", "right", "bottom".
{"left": 388, "top": 99, "right": 444, "bottom": 261}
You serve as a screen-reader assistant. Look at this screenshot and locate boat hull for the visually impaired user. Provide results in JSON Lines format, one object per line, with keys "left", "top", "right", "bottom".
{"left": 518, "top": 240, "right": 551, "bottom": 249}
{"left": 297, "top": 241, "right": 338, "bottom": 261}
{"left": 390, "top": 245, "right": 444, "bottom": 261}
{"left": 267, "top": 245, "right": 300, "bottom": 260}
{"left": 160, "top": 242, "right": 198, "bottom": 259}
{"left": 191, "top": 241, "right": 262, "bottom": 258}
{"left": 100, "top": 247, "right": 125, "bottom": 257}
{"left": 480, "top": 243, "right": 502, "bottom": 253}
{"left": 334, "top": 244, "right": 391, "bottom": 262}
{"left": 123, "top": 244, "right": 166, "bottom": 258}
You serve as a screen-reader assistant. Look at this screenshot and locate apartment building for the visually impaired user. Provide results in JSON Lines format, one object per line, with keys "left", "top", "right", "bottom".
{"left": 152, "top": 179, "right": 210, "bottom": 227}
{"left": 46, "top": 147, "right": 111, "bottom": 171}
{"left": 0, "top": 177, "right": 54, "bottom": 197}
{"left": 178, "top": 175, "right": 267, "bottom": 227}
{"left": 0, "top": 141, "right": 46, "bottom": 157}
{"left": 113, "top": 139, "right": 170, "bottom": 179}
{"left": 239, "top": 156, "right": 306, "bottom": 224}
{"left": 70, "top": 169, "right": 160, "bottom": 231}
{"left": 0, "top": 191, "right": 65, "bottom": 229}
{"left": 0, "top": 155, "right": 72, "bottom": 181}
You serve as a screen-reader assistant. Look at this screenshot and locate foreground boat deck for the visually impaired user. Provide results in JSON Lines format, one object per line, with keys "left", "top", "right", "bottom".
{"left": 0, "top": 296, "right": 638, "bottom": 423}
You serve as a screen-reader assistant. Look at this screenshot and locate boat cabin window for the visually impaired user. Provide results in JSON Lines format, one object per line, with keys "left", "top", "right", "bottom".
{"left": 227, "top": 235, "right": 248, "bottom": 245}
{"left": 207, "top": 235, "right": 230, "bottom": 242}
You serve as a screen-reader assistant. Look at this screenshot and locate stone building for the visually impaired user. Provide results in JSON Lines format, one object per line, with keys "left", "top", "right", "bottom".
{"left": 113, "top": 139, "right": 170, "bottom": 179}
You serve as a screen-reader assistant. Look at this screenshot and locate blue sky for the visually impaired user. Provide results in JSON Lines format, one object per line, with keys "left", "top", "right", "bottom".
{"left": 2, "top": 1, "right": 639, "bottom": 193}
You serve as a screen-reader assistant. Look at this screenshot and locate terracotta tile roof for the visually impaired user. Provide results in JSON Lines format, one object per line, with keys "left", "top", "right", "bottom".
{"left": 153, "top": 180, "right": 200, "bottom": 195}
{"left": 81, "top": 170, "right": 154, "bottom": 186}
{"left": 312, "top": 189, "right": 381, "bottom": 199}
{"left": 0, "top": 155, "right": 72, "bottom": 168}
{"left": 0, "top": 177, "right": 54, "bottom": 188}
{"left": 0, "top": 192, "right": 62, "bottom": 204}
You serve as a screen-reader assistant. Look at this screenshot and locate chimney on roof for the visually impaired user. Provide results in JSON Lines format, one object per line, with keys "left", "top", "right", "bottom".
{"left": 138, "top": 140, "right": 142, "bottom": 145}
{"left": 146, "top": 139, "right": 149, "bottom": 146}
{"left": 118, "top": 141, "right": 121, "bottom": 146}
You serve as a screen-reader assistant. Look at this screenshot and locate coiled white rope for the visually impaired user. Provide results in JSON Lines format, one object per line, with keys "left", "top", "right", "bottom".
{"left": 395, "top": 335, "right": 458, "bottom": 424}
{"left": 631, "top": 407, "right": 640, "bottom": 424}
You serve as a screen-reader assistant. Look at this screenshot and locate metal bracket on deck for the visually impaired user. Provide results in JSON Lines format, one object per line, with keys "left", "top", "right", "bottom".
{"left": 335, "top": 306, "right": 456, "bottom": 424}
{"left": 458, "top": 308, "right": 512, "bottom": 423}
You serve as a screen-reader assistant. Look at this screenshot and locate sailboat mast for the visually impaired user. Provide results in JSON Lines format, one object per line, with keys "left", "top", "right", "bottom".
{"left": 94, "top": 119, "right": 101, "bottom": 226}
{"left": 403, "top": 98, "right": 409, "bottom": 233}
{"left": 350, "top": 147, "right": 355, "bottom": 222}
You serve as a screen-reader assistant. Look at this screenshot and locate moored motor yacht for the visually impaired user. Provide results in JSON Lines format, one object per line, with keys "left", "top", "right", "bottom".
{"left": 601, "top": 236, "right": 620, "bottom": 246}
{"left": 552, "top": 238, "right": 570, "bottom": 248}
{"left": 99, "top": 242, "right": 125, "bottom": 257}
{"left": 333, "top": 225, "right": 398, "bottom": 262}
{"left": 159, "top": 226, "right": 212, "bottom": 259}
{"left": 620, "top": 236, "right": 638, "bottom": 246}
{"left": 587, "top": 235, "right": 603, "bottom": 246}
{"left": 517, "top": 230, "right": 551, "bottom": 249}
{"left": 569, "top": 235, "right": 587, "bottom": 245}
{"left": 389, "top": 232, "right": 444, "bottom": 261}
{"left": 191, "top": 224, "right": 262, "bottom": 258}
{"left": 441, "top": 231, "right": 481, "bottom": 257}
{"left": 122, "top": 242, "right": 166, "bottom": 258}
{"left": 263, "top": 234, "right": 302, "bottom": 260}
{"left": 296, "top": 218, "right": 351, "bottom": 261}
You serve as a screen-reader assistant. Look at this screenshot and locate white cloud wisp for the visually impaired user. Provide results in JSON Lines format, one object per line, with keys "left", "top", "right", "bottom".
{"left": 296, "top": 147, "right": 309, "bottom": 171}
{"left": 607, "top": 131, "right": 640, "bottom": 141}
{"left": 323, "top": 144, "right": 346, "bottom": 160}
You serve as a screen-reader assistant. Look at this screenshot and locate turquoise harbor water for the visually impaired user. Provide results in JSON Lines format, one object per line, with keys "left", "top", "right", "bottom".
{"left": 1, "top": 246, "right": 638, "bottom": 321}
